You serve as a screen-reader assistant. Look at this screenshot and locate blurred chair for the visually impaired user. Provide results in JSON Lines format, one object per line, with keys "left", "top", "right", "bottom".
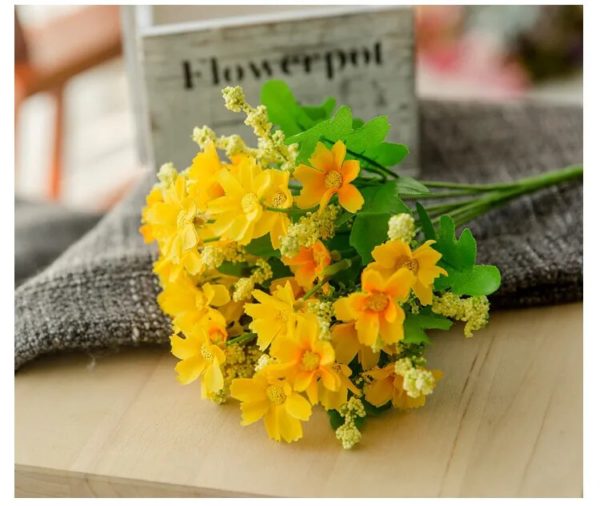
{"left": 14, "top": 6, "right": 122, "bottom": 201}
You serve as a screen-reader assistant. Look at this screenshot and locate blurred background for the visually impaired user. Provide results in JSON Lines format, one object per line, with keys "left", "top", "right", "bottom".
{"left": 13, "top": 4, "right": 583, "bottom": 283}
{"left": 14, "top": 4, "right": 583, "bottom": 209}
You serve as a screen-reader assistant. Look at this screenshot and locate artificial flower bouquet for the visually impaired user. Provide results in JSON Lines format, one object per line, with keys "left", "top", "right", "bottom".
{"left": 140, "top": 80, "right": 582, "bottom": 448}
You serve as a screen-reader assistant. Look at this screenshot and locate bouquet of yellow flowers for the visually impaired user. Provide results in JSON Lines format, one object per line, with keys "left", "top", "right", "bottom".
{"left": 140, "top": 80, "right": 582, "bottom": 448}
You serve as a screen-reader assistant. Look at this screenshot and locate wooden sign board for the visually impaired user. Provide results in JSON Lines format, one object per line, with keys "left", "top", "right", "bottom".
{"left": 126, "top": 6, "right": 418, "bottom": 173}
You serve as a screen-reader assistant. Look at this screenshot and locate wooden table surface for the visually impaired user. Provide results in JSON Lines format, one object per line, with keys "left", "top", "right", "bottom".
{"left": 15, "top": 303, "right": 582, "bottom": 498}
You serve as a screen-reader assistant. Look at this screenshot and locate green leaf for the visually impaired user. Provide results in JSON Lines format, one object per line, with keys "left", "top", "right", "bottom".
{"left": 218, "top": 261, "right": 251, "bottom": 277}
{"left": 396, "top": 176, "right": 430, "bottom": 196}
{"left": 349, "top": 183, "right": 410, "bottom": 264}
{"left": 301, "top": 97, "right": 336, "bottom": 122}
{"left": 245, "top": 234, "right": 279, "bottom": 258}
{"left": 432, "top": 215, "right": 502, "bottom": 296}
{"left": 335, "top": 210, "right": 354, "bottom": 228}
{"left": 349, "top": 213, "right": 390, "bottom": 265}
{"left": 362, "top": 142, "right": 409, "bottom": 167}
{"left": 261, "top": 80, "right": 336, "bottom": 137}
{"left": 403, "top": 310, "right": 453, "bottom": 345}
{"left": 361, "top": 182, "right": 410, "bottom": 214}
{"left": 260, "top": 80, "right": 311, "bottom": 136}
{"left": 286, "top": 106, "right": 354, "bottom": 163}
{"left": 363, "top": 399, "right": 392, "bottom": 416}
{"left": 434, "top": 265, "right": 501, "bottom": 296}
{"left": 342, "top": 116, "right": 390, "bottom": 152}
{"left": 268, "top": 257, "right": 292, "bottom": 280}
{"left": 436, "top": 215, "right": 476, "bottom": 269}
{"left": 327, "top": 410, "right": 345, "bottom": 430}
{"left": 416, "top": 202, "right": 436, "bottom": 241}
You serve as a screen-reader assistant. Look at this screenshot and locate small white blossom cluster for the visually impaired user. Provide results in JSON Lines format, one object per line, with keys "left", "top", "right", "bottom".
{"left": 306, "top": 300, "right": 334, "bottom": 340}
{"left": 221, "top": 86, "right": 298, "bottom": 171}
{"left": 255, "top": 354, "right": 274, "bottom": 372}
{"left": 394, "top": 358, "right": 436, "bottom": 399}
{"left": 279, "top": 205, "right": 339, "bottom": 258}
{"left": 432, "top": 292, "right": 490, "bottom": 337}
{"left": 157, "top": 162, "right": 178, "bottom": 189}
{"left": 232, "top": 258, "right": 273, "bottom": 302}
{"left": 335, "top": 397, "right": 366, "bottom": 450}
{"left": 387, "top": 213, "right": 416, "bottom": 243}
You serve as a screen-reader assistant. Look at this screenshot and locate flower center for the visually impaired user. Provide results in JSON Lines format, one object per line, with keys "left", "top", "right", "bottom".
{"left": 241, "top": 193, "right": 260, "bottom": 215}
{"left": 266, "top": 384, "right": 286, "bottom": 405}
{"left": 400, "top": 258, "right": 419, "bottom": 273}
{"left": 366, "top": 292, "right": 389, "bottom": 312}
{"left": 200, "top": 344, "right": 214, "bottom": 361}
{"left": 324, "top": 170, "right": 343, "bottom": 190}
{"left": 301, "top": 351, "right": 321, "bottom": 371}
{"left": 270, "top": 191, "right": 287, "bottom": 208}
{"left": 208, "top": 325, "right": 227, "bottom": 344}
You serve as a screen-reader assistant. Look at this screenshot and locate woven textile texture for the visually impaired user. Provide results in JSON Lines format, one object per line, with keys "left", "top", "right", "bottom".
{"left": 15, "top": 199, "right": 102, "bottom": 287}
{"left": 14, "top": 100, "right": 583, "bottom": 369}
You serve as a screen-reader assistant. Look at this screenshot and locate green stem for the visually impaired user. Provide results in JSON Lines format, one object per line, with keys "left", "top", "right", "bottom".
{"left": 429, "top": 165, "right": 582, "bottom": 228}
{"left": 302, "top": 258, "right": 354, "bottom": 300}
{"left": 422, "top": 164, "right": 582, "bottom": 193}
{"left": 401, "top": 189, "right": 482, "bottom": 199}
{"left": 226, "top": 332, "right": 257, "bottom": 347}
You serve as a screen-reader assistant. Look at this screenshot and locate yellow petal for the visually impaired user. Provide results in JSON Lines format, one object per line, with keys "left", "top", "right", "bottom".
{"left": 330, "top": 140, "right": 347, "bottom": 168}
{"left": 284, "top": 392, "right": 312, "bottom": 421}
{"left": 230, "top": 377, "right": 267, "bottom": 403}
{"left": 202, "top": 359, "right": 224, "bottom": 393}
{"left": 355, "top": 313, "right": 379, "bottom": 346}
{"left": 174, "top": 356, "right": 206, "bottom": 385}
{"left": 331, "top": 323, "right": 360, "bottom": 364}
{"left": 241, "top": 400, "right": 270, "bottom": 425}
{"left": 206, "top": 283, "right": 231, "bottom": 307}
{"left": 278, "top": 409, "right": 303, "bottom": 443}
{"left": 263, "top": 407, "right": 281, "bottom": 441}
{"left": 333, "top": 297, "right": 356, "bottom": 323}
{"left": 364, "top": 377, "right": 393, "bottom": 407}
{"left": 170, "top": 334, "right": 200, "bottom": 360}
{"left": 337, "top": 184, "right": 364, "bottom": 213}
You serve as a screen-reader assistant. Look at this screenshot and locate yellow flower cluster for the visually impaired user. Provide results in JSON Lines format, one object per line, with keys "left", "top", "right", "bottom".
{"left": 140, "top": 84, "right": 494, "bottom": 449}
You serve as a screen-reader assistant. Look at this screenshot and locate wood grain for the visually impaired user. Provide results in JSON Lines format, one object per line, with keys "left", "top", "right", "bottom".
{"left": 15, "top": 303, "right": 582, "bottom": 497}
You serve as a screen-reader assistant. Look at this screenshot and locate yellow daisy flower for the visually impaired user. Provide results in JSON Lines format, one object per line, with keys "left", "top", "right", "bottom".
{"left": 207, "top": 156, "right": 291, "bottom": 246}
{"left": 333, "top": 268, "right": 413, "bottom": 347}
{"left": 170, "top": 327, "right": 226, "bottom": 397}
{"left": 158, "top": 278, "right": 230, "bottom": 335}
{"left": 363, "top": 363, "right": 442, "bottom": 409}
{"left": 294, "top": 141, "right": 364, "bottom": 213}
{"left": 318, "top": 362, "right": 360, "bottom": 410}
{"left": 368, "top": 239, "right": 447, "bottom": 305}
{"left": 270, "top": 314, "right": 341, "bottom": 405}
{"left": 282, "top": 240, "right": 331, "bottom": 291}
{"left": 142, "top": 173, "right": 209, "bottom": 275}
{"left": 244, "top": 281, "right": 300, "bottom": 351}
{"left": 330, "top": 322, "right": 380, "bottom": 370}
{"left": 230, "top": 373, "right": 312, "bottom": 443}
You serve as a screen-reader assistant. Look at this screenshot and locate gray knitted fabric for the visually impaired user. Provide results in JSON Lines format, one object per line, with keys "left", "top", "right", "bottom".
{"left": 15, "top": 198, "right": 102, "bottom": 287}
{"left": 14, "top": 99, "right": 582, "bottom": 369}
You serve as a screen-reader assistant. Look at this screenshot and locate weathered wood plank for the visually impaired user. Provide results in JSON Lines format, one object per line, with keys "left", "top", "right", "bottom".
{"left": 138, "top": 7, "right": 418, "bottom": 172}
